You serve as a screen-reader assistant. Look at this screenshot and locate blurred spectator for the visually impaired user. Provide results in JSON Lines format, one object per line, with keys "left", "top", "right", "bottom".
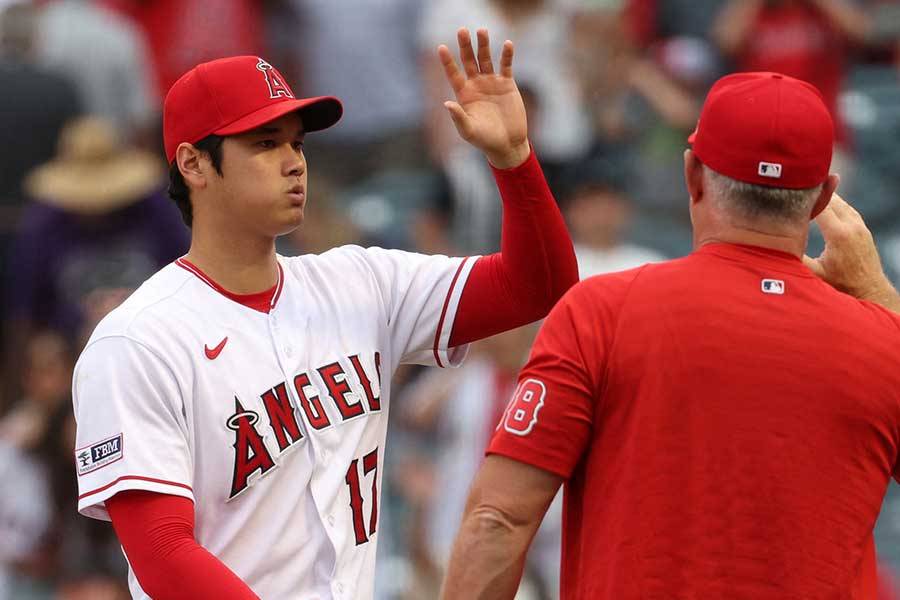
{"left": 0, "top": 1, "right": 81, "bottom": 209}
{"left": 0, "top": 331, "right": 71, "bottom": 449}
{"left": 0, "top": 332, "right": 67, "bottom": 599}
{"left": 881, "top": 563, "right": 900, "bottom": 600}
{"left": 570, "top": 19, "right": 709, "bottom": 223}
{"left": 56, "top": 577, "right": 130, "bottom": 600}
{"left": 561, "top": 159, "right": 666, "bottom": 277}
{"left": 283, "top": 0, "right": 430, "bottom": 186}
{"left": 396, "top": 325, "right": 558, "bottom": 599}
{"left": 624, "top": 0, "right": 729, "bottom": 44}
{"left": 0, "top": 437, "right": 54, "bottom": 599}
{"left": 34, "top": 0, "right": 155, "bottom": 143}
{"left": 1, "top": 331, "right": 127, "bottom": 599}
{"left": 712, "top": 0, "right": 872, "bottom": 147}
{"left": 3, "top": 116, "right": 187, "bottom": 403}
{"left": 101, "top": 0, "right": 267, "bottom": 103}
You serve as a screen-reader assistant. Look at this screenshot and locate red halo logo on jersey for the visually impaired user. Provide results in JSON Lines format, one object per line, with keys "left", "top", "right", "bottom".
{"left": 502, "top": 379, "right": 546, "bottom": 436}
{"left": 256, "top": 58, "right": 294, "bottom": 99}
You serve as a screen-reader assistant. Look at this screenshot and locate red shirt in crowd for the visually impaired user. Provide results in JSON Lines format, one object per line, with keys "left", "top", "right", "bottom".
{"left": 731, "top": 3, "right": 850, "bottom": 145}
{"left": 489, "top": 243, "right": 900, "bottom": 600}
{"left": 100, "top": 0, "right": 264, "bottom": 101}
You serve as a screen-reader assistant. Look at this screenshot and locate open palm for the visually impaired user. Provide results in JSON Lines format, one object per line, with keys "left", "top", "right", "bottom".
{"left": 438, "top": 28, "right": 529, "bottom": 168}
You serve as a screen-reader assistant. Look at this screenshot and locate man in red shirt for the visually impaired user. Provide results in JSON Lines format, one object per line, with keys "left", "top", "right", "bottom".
{"left": 712, "top": 0, "right": 871, "bottom": 146}
{"left": 440, "top": 72, "right": 900, "bottom": 600}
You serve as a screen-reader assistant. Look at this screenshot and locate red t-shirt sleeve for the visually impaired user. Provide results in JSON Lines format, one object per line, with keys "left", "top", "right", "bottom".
{"left": 487, "top": 270, "right": 639, "bottom": 477}
{"left": 107, "top": 491, "right": 259, "bottom": 600}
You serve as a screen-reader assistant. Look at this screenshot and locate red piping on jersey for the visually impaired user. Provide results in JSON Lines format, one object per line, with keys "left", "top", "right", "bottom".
{"left": 270, "top": 264, "right": 285, "bottom": 308}
{"left": 433, "top": 256, "right": 471, "bottom": 368}
{"left": 79, "top": 475, "right": 193, "bottom": 501}
{"left": 175, "top": 257, "right": 283, "bottom": 313}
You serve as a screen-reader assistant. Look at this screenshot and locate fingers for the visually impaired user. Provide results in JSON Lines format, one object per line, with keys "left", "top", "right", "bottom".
{"left": 813, "top": 199, "right": 842, "bottom": 236}
{"left": 828, "top": 193, "right": 862, "bottom": 222}
{"left": 802, "top": 255, "right": 826, "bottom": 279}
{"left": 449, "top": 28, "right": 511, "bottom": 79}
{"left": 815, "top": 192, "right": 872, "bottom": 246}
{"left": 476, "top": 28, "right": 494, "bottom": 75}
{"left": 444, "top": 101, "right": 474, "bottom": 141}
{"left": 457, "top": 28, "right": 479, "bottom": 78}
{"left": 499, "top": 40, "right": 514, "bottom": 78}
{"left": 438, "top": 44, "right": 466, "bottom": 94}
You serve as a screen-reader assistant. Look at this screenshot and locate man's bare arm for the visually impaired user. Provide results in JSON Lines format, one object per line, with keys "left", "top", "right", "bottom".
{"left": 440, "top": 455, "right": 563, "bottom": 600}
{"left": 804, "top": 194, "right": 900, "bottom": 313}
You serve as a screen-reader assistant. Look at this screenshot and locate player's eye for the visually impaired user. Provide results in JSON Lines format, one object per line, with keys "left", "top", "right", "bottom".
{"left": 258, "top": 140, "right": 276, "bottom": 149}
{"left": 292, "top": 140, "right": 305, "bottom": 151}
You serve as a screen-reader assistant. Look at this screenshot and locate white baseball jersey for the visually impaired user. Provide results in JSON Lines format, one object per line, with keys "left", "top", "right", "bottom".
{"left": 72, "top": 245, "right": 477, "bottom": 600}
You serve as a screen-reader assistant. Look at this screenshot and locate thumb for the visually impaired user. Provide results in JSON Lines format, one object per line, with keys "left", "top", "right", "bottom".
{"left": 802, "top": 254, "right": 826, "bottom": 279}
{"left": 444, "top": 101, "right": 475, "bottom": 141}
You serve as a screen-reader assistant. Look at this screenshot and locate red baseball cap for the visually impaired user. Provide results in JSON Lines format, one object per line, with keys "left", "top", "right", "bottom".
{"left": 163, "top": 56, "right": 343, "bottom": 163}
{"left": 688, "top": 72, "right": 833, "bottom": 189}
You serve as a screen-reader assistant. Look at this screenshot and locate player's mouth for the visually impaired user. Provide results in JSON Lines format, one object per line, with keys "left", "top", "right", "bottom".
{"left": 287, "top": 185, "right": 305, "bottom": 206}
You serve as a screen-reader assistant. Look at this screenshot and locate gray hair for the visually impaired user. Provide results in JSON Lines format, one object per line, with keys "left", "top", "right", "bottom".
{"left": 703, "top": 166, "right": 823, "bottom": 224}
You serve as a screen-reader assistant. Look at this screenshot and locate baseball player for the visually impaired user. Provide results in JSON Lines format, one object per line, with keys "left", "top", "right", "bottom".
{"left": 71, "top": 28, "right": 578, "bottom": 600}
{"left": 441, "top": 72, "right": 900, "bottom": 600}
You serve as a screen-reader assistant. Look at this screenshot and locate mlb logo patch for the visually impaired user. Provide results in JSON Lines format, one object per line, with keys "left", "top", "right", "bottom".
{"left": 758, "top": 161, "right": 782, "bottom": 179}
{"left": 761, "top": 279, "right": 785, "bottom": 295}
{"left": 75, "top": 433, "right": 123, "bottom": 476}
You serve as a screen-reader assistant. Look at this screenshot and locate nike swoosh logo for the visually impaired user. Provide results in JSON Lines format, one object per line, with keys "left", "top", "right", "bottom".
{"left": 204, "top": 337, "right": 228, "bottom": 360}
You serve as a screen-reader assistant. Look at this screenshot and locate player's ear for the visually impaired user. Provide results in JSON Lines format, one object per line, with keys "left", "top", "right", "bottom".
{"left": 176, "top": 142, "right": 209, "bottom": 191}
{"left": 684, "top": 149, "right": 704, "bottom": 206}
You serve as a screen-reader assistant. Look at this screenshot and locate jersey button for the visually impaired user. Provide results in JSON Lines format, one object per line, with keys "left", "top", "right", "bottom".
{"left": 336, "top": 583, "right": 344, "bottom": 595}
{"left": 328, "top": 515, "right": 335, "bottom": 527}
{"left": 284, "top": 345, "right": 293, "bottom": 356}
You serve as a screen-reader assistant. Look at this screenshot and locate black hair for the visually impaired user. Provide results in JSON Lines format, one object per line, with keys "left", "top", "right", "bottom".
{"left": 167, "top": 134, "right": 225, "bottom": 228}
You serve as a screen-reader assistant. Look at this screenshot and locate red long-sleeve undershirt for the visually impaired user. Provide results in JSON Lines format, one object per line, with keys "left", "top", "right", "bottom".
{"left": 449, "top": 145, "right": 578, "bottom": 346}
{"left": 106, "top": 146, "right": 577, "bottom": 599}
{"left": 107, "top": 491, "right": 258, "bottom": 599}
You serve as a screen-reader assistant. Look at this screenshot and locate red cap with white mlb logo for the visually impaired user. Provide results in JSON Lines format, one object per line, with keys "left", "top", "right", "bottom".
{"left": 688, "top": 72, "right": 833, "bottom": 189}
{"left": 163, "top": 56, "right": 343, "bottom": 163}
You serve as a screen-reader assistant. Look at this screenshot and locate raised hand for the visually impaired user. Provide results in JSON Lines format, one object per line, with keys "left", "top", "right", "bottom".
{"left": 438, "top": 28, "right": 530, "bottom": 169}
{"left": 803, "top": 193, "right": 900, "bottom": 312}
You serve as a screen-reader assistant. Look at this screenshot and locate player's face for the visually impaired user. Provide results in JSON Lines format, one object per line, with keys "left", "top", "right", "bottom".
{"left": 214, "top": 113, "right": 308, "bottom": 238}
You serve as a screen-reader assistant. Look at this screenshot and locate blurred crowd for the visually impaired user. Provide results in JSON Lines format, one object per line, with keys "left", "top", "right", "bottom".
{"left": 3, "top": 0, "right": 900, "bottom": 598}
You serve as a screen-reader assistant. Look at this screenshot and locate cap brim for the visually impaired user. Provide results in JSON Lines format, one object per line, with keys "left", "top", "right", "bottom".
{"left": 214, "top": 96, "right": 343, "bottom": 137}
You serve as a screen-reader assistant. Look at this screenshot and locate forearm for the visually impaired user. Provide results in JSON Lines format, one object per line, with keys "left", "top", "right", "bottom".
{"left": 449, "top": 147, "right": 578, "bottom": 346}
{"left": 108, "top": 492, "right": 259, "bottom": 600}
{"left": 440, "top": 507, "right": 533, "bottom": 600}
{"left": 813, "top": 0, "right": 871, "bottom": 42}
{"left": 857, "top": 275, "right": 900, "bottom": 314}
{"left": 712, "top": 0, "right": 764, "bottom": 54}
{"left": 628, "top": 59, "right": 700, "bottom": 130}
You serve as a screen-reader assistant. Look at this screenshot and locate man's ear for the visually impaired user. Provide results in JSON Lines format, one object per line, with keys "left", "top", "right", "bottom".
{"left": 683, "top": 148, "right": 705, "bottom": 206}
{"left": 176, "top": 143, "right": 209, "bottom": 192}
{"left": 810, "top": 173, "right": 840, "bottom": 220}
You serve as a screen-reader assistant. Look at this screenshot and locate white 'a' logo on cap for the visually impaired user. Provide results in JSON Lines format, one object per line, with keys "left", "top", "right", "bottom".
{"left": 256, "top": 58, "right": 294, "bottom": 99}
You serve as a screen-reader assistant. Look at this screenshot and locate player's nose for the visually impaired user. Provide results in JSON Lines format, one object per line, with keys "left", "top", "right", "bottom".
{"left": 283, "top": 144, "right": 306, "bottom": 177}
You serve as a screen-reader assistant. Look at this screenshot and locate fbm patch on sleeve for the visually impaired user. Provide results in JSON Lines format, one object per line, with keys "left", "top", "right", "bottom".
{"left": 75, "top": 433, "right": 124, "bottom": 476}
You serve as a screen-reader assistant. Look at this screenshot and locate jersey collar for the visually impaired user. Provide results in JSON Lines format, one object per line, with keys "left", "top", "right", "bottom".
{"left": 175, "top": 257, "right": 284, "bottom": 313}
{"left": 695, "top": 242, "right": 813, "bottom": 277}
